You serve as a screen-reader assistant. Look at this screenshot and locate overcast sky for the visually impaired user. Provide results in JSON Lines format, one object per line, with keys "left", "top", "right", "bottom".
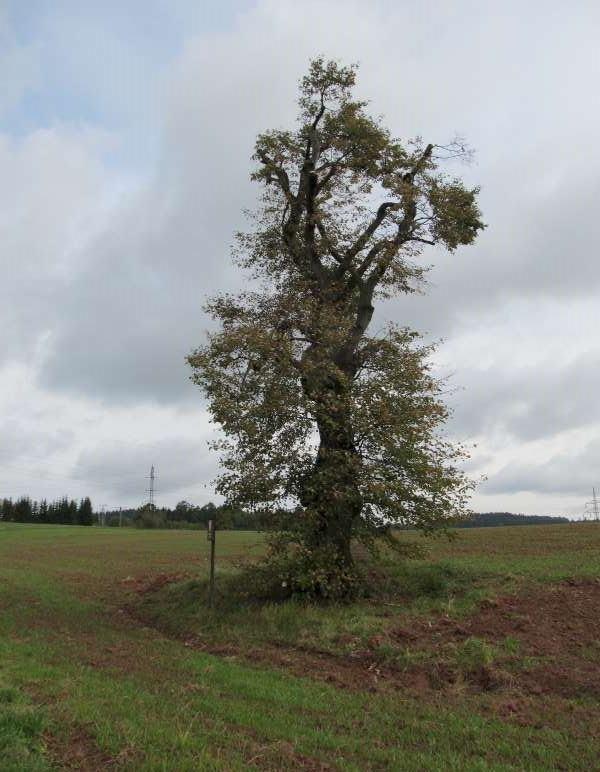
{"left": 1, "top": 0, "right": 599, "bottom": 517}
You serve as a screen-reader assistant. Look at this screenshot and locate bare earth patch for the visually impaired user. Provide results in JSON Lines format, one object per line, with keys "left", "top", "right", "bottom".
{"left": 404, "top": 578, "right": 600, "bottom": 698}
{"left": 43, "top": 726, "right": 134, "bottom": 771}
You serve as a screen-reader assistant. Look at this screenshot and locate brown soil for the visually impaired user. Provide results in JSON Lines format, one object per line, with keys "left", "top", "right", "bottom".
{"left": 238, "top": 727, "right": 334, "bottom": 771}
{"left": 404, "top": 578, "right": 600, "bottom": 699}
{"left": 119, "top": 572, "right": 192, "bottom": 594}
{"left": 43, "top": 726, "right": 135, "bottom": 771}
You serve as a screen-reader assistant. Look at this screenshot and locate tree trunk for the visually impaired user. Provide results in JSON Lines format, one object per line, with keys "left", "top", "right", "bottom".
{"left": 299, "top": 357, "right": 362, "bottom": 588}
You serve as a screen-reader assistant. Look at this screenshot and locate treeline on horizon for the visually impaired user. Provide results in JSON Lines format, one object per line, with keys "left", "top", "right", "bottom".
{"left": 0, "top": 496, "right": 94, "bottom": 525}
{"left": 0, "top": 498, "right": 572, "bottom": 530}
{"left": 455, "top": 512, "right": 569, "bottom": 527}
{"left": 0, "top": 497, "right": 259, "bottom": 530}
{"left": 108, "top": 501, "right": 259, "bottom": 530}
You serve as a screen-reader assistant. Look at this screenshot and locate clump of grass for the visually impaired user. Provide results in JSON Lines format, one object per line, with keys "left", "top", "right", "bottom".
{"left": 139, "top": 573, "right": 386, "bottom": 653}
{"left": 452, "top": 637, "right": 497, "bottom": 673}
{"left": 141, "top": 555, "right": 479, "bottom": 622}
{"left": 443, "top": 636, "right": 517, "bottom": 691}
{"left": 581, "top": 640, "right": 600, "bottom": 663}
{"left": 502, "top": 636, "right": 521, "bottom": 655}
{"left": 368, "top": 558, "right": 480, "bottom": 604}
{"left": 0, "top": 683, "right": 49, "bottom": 771}
{"left": 0, "top": 687, "right": 17, "bottom": 704}
{"left": 373, "top": 643, "right": 431, "bottom": 670}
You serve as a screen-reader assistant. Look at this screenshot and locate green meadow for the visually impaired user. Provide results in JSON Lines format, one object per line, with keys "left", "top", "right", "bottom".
{"left": 1, "top": 522, "right": 599, "bottom": 770}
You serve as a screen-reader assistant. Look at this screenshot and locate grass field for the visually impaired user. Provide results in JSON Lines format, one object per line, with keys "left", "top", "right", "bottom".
{"left": 1, "top": 522, "right": 599, "bottom": 770}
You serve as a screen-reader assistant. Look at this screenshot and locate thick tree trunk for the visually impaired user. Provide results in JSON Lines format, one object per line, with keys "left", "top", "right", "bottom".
{"left": 303, "top": 422, "right": 362, "bottom": 552}
{"left": 299, "top": 357, "right": 363, "bottom": 587}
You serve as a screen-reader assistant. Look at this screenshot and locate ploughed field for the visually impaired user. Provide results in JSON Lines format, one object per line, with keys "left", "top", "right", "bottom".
{"left": 1, "top": 523, "right": 599, "bottom": 770}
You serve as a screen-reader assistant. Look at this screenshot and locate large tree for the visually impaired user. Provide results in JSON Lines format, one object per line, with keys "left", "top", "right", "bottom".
{"left": 189, "top": 59, "right": 484, "bottom": 598}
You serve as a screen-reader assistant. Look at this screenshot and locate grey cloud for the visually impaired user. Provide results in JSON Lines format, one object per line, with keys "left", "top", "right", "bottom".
{"left": 38, "top": 174, "right": 244, "bottom": 403}
{"left": 0, "top": 127, "right": 114, "bottom": 362}
{"left": 0, "top": 417, "right": 73, "bottom": 465}
{"left": 35, "top": 7, "right": 302, "bottom": 404}
{"left": 446, "top": 352, "right": 600, "bottom": 442}
{"left": 485, "top": 437, "right": 600, "bottom": 496}
{"left": 384, "top": 157, "right": 600, "bottom": 340}
{"left": 0, "top": 12, "right": 39, "bottom": 118}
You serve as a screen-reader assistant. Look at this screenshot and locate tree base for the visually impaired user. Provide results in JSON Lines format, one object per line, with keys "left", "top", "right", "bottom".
{"left": 241, "top": 541, "right": 363, "bottom": 601}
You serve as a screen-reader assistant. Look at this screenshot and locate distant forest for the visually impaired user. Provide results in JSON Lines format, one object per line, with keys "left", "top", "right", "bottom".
{"left": 0, "top": 496, "right": 94, "bottom": 525}
{"left": 0, "top": 497, "right": 257, "bottom": 530}
{"left": 454, "top": 512, "right": 569, "bottom": 528}
{"left": 103, "top": 501, "right": 259, "bottom": 530}
{"left": 0, "top": 498, "right": 571, "bottom": 529}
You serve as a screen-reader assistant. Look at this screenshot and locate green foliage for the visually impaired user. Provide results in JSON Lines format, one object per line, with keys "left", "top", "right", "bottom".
{"left": 502, "top": 636, "right": 521, "bottom": 655}
{"left": 458, "top": 512, "right": 570, "bottom": 528}
{"left": 133, "top": 505, "right": 166, "bottom": 529}
{"left": 189, "top": 59, "right": 484, "bottom": 598}
{"left": 77, "top": 497, "right": 94, "bottom": 526}
{"left": 237, "top": 542, "right": 366, "bottom": 601}
{"left": 381, "top": 560, "right": 477, "bottom": 600}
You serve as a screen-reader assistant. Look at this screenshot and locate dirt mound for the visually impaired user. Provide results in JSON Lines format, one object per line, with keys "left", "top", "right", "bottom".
{"left": 407, "top": 578, "right": 600, "bottom": 698}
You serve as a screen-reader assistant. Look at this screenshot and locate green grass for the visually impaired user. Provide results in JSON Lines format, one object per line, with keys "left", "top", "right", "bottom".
{"left": 137, "top": 558, "right": 483, "bottom": 659}
{"left": 0, "top": 680, "right": 49, "bottom": 771}
{"left": 140, "top": 523, "right": 600, "bottom": 658}
{"left": 421, "top": 523, "right": 600, "bottom": 579}
{"left": 0, "top": 522, "right": 599, "bottom": 769}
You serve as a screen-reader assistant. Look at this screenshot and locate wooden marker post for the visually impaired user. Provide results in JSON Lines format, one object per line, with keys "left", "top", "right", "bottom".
{"left": 207, "top": 518, "right": 216, "bottom": 608}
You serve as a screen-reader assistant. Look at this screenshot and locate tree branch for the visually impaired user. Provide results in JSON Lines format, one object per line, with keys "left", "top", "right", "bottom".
{"left": 356, "top": 238, "right": 391, "bottom": 277}
{"left": 404, "top": 143, "right": 434, "bottom": 183}
{"left": 280, "top": 201, "right": 290, "bottom": 231}
{"left": 345, "top": 202, "right": 400, "bottom": 262}
{"left": 257, "top": 151, "right": 294, "bottom": 203}
{"left": 365, "top": 204, "right": 416, "bottom": 291}
{"left": 352, "top": 144, "right": 434, "bottom": 284}
{"left": 339, "top": 144, "right": 434, "bottom": 275}
{"left": 315, "top": 219, "right": 343, "bottom": 263}
{"left": 305, "top": 90, "right": 326, "bottom": 161}
{"left": 315, "top": 164, "right": 337, "bottom": 194}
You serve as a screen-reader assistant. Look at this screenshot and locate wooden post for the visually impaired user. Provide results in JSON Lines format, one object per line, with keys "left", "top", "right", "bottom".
{"left": 207, "top": 518, "right": 216, "bottom": 607}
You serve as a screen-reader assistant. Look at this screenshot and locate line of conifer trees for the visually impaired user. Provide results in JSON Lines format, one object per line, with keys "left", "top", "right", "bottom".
{"left": 0, "top": 496, "right": 94, "bottom": 525}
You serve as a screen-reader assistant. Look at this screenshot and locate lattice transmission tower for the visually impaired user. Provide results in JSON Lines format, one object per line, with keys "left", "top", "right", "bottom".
{"left": 146, "top": 465, "right": 157, "bottom": 508}
{"left": 583, "top": 487, "right": 600, "bottom": 521}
